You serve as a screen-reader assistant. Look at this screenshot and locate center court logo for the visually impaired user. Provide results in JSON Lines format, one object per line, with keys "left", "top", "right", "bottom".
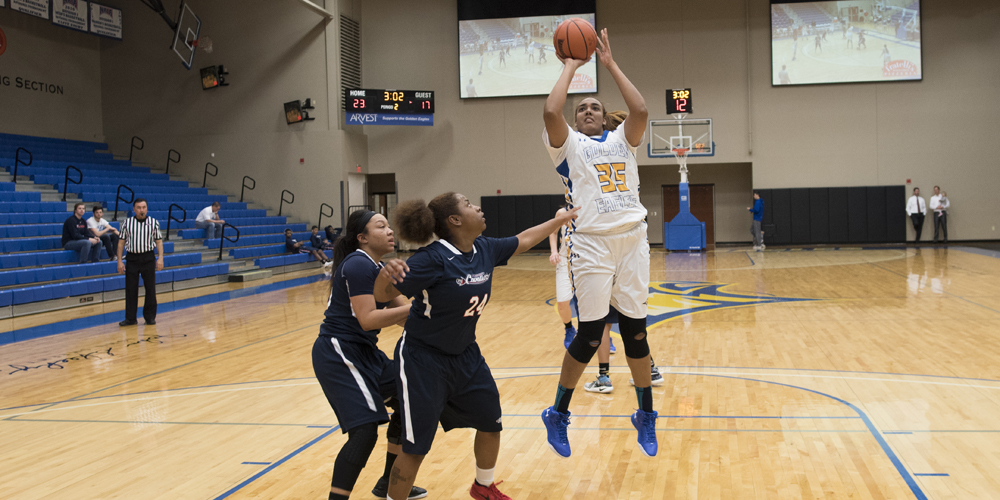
{"left": 556, "top": 281, "right": 819, "bottom": 326}
{"left": 644, "top": 281, "right": 818, "bottom": 326}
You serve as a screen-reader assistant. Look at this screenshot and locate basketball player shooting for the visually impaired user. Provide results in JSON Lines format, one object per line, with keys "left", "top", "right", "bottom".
{"left": 540, "top": 27, "right": 658, "bottom": 458}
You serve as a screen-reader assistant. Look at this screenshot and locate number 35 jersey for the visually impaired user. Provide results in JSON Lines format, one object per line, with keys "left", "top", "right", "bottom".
{"left": 394, "top": 236, "right": 519, "bottom": 355}
{"left": 543, "top": 123, "right": 647, "bottom": 233}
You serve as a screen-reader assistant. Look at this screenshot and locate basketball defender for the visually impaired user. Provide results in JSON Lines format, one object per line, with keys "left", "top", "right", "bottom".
{"left": 539, "top": 28, "right": 658, "bottom": 458}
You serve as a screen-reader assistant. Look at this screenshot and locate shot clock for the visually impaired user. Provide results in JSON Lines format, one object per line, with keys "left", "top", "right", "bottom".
{"left": 666, "top": 88, "right": 692, "bottom": 115}
{"left": 344, "top": 89, "right": 435, "bottom": 114}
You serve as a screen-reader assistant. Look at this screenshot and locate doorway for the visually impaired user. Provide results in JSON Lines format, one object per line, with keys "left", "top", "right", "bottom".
{"left": 662, "top": 184, "right": 716, "bottom": 247}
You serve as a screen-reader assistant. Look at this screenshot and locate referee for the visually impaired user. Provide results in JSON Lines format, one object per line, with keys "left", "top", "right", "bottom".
{"left": 116, "top": 198, "right": 164, "bottom": 326}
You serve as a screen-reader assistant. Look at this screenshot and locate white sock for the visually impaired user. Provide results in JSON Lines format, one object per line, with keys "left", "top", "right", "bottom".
{"left": 475, "top": 466, "right": 495, "bottom": 486}
{"left": 387, "top": 496, "right": 396, "bottom": 500}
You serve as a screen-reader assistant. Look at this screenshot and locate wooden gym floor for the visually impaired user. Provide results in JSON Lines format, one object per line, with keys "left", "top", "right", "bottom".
{"left": 2, "top": 246, "right": 1000, "bottom": 499}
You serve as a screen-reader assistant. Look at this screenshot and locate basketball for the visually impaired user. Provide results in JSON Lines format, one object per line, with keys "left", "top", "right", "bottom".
{"left": 553, "top": 18, "right": 597, "bottom": 60}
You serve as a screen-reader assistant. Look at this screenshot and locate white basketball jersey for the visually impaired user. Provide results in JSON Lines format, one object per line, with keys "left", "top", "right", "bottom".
{"left": 544, "top": 123, "right": 647, "bottom": 233}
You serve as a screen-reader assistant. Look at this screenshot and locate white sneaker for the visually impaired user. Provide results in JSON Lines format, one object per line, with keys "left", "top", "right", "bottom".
{"left": 629, "top": 366, "right": 665, "bottom": 386}
{"left": 584, "top": 374, "right": 614, "bottom": 393}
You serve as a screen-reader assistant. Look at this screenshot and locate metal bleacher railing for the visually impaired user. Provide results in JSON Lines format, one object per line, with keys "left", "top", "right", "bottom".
{"left": 112, "top": 184, "right": 134, "bottom": 221}
{"left": 203, "top": 162, "right": 218, "bottom": 188}
{"left": 319, "top": 203, "right": 334, "bottom": 229}
{"left": 279, "top": 189, "right": 294, "bottom": 216}
{"left": 62, "top": 165, "right": 82, "bottom": 202}
{"left": 165, "top": 149, "right": 181, "bottom": 175}
{"left": 164, "top": 203, "right": 187, "bottom": 241}
{"left": 128, "top": 136, "right": 144, "bottom": 162}
{"left": 218, "top": 223, "right": 240, "bottom": 261}
{"left": 13, "top": 147, "right": 32, "bottom": 183}
{"left": 240, "top": 175, "right": 255, "bottom": 202}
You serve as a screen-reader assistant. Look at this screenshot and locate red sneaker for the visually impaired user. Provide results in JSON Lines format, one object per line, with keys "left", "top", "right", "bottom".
{"left": 470, "top": 480, "right": 512, "bottom": 500}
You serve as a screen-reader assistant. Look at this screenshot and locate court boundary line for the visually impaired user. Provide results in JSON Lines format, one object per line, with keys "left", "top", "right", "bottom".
{"left": 212, "top": 425, "right": 340, "bottom": 500}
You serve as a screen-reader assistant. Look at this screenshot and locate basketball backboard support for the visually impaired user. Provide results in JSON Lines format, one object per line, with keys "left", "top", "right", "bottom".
{"left": 648, "top": 118, "right": 714, "bottom": 158}
{"left": 171, "top": 2, "right": 201, "bottom": 69}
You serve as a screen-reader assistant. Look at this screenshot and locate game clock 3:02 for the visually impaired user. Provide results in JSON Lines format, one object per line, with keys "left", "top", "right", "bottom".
{"left": 344, "top": 89, "right": 435, "bottom": 114}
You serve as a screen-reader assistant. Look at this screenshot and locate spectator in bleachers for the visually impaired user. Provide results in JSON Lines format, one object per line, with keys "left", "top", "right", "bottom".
{"left": 310, "top": 225, "right": 333, "bottom": 250}
{"left": 325, "top": 225, "right": 340, "bottom": 244}
{"left": 286, "top": 228, "right": 329, "bottom": 263}
{"left": 62, "top": 202, "right": 103, "bottom": 264}
{"left": 87, "top": 205, "right": 120, "bottom": 263}
{"left": 195, "top": 202, "right": 225, "bottom": 239}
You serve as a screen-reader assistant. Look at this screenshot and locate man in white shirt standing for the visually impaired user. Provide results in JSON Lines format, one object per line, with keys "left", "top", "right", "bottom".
{"left": 905, "top": 187, "right": 926, "bottom": 244}
{"left": 195, "top": 202, "right": 225, "bottom": 239}
{"left": 930, "top": 185, "right": 949, "bottom": 244}
{"left": 87, "top": 205, "right": 120, "bottom": 263}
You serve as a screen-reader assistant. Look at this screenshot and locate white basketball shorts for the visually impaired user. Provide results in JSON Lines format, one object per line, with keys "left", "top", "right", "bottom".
{"left": 567, "top": 221, "right": 649, "bottom": 322}
{"left": 555, "top": 257, "right": 573, "bottom": 303}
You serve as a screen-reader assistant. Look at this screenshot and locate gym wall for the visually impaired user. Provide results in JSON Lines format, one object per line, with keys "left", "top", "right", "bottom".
{"left": 0, "top": 8, "right": 103, "bottom": 142}
{"left": 361, "top": 0, "right": 1000, "bottom": 243}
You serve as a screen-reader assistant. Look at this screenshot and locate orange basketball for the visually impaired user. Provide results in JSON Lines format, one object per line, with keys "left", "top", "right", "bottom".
{"left": 553, "top": 18, "right": 597, "bottom": 61}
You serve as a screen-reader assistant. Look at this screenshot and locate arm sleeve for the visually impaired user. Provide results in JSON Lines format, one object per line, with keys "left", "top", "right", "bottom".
{"left": 153, "top": 220, "right": 162, "bottom": 240}
{"left": 482, "top": 236, "right": 520, "bottom": 267}
{"left": 86, "top": 218, "right": 98, "bottom": 230}
{"left": 542, "top": 123, "right": 576, "bottom": 166}
{"left": 342, "top": 258, "right": 377, "bottom": 297}
{"left": 393, "top": 250, "right": 443, "bottom": 298}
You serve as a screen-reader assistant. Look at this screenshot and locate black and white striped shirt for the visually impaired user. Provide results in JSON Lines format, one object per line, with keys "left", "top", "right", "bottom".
{"left": 120, "top": 216, "right": 162, "bottom": 253}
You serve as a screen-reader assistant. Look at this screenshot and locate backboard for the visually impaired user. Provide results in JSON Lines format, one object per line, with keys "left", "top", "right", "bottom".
{"left": 171, "top": 2, "right": 202, "bottom": 69}
{"left": 648, "top": 118, "right": 714, "bottom": 158}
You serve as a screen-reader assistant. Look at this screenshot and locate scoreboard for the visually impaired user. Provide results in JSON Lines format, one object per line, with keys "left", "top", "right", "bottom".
{"left": 344, "top": 89, "right": 435, "bottom": 114}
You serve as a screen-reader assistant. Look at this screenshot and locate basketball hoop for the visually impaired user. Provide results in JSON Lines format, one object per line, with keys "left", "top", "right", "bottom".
{"left": 199, "top": 36, "right": 213, "bottom": 53}
{"left": 672, "top": 148, "right": 690, "bottom": 183}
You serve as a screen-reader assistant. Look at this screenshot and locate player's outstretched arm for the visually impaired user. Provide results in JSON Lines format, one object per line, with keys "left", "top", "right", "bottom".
{"left": 595, "top": 28, "right": 647, "bottom": 147}
{"left": 373, "top": 259, "right": 408, "bottom": 302}
{"left": 514, "top": 207, "right": 580, "bottom": 257}
{"left": 544, "top": 58, "right": 588, "bottom": 148}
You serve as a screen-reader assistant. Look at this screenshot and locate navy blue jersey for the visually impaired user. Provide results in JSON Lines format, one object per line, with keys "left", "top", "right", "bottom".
{"left": 310, "top": 233, "right": 324, "bottom": 248}
{"left": 320, "top": 250, "right": 391, "bottom": 347}
{"left": 394, "top": 236, "right": 519, "bottom": 355}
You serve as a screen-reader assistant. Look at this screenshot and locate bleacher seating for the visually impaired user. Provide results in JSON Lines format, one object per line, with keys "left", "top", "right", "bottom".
{"left": 787, "top": 3, "right": 832, "bottom": 27}
{"left": 476, "top": 19, "right": 516, "bottom": 42}
{"left": 202, "top": 231, "right": 312, "bottom": 249}
{"left": 255, "top": 251, "right": 331, "bottom": 270}
{"left": 0, "top": 132, "right": 244, "bottom": 316}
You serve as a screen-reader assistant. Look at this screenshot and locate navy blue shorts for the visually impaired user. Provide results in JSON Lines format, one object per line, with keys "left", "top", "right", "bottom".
{"left": 312, "top": 335, "right": 396, "bottom": 433}
{"left": 394, "top": 336, "right": 503, "bottom": 455}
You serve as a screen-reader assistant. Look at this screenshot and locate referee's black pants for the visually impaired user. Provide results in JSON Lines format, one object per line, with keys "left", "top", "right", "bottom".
{"left": 125, "top": 251, "right": 157, "bottom": 323}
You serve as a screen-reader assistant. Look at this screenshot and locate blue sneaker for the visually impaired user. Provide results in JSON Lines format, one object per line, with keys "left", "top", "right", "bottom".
{"left": 609, "top": 337, "right": 616, "bottom": 354}
{"left": 563, "top": 326, "right": 576, "bottom": 349}
{"left": 631, "top": 409, "right": 658, "bottom": 457}
{"left": 541, "top": 406, "right": 572, "bottom": 457}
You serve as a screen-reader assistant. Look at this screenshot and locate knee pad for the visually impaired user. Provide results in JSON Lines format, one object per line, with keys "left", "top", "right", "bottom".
{"left": 330, "top": 422, "right": 379, "bottom": 490}
{"left": 386, "top": 404, "right": 402, "bottom": 445}
{"left": 617, "top": 314, "right": 650, "bottom": 359}
{"left": 566, "top": 320, "right": 605, "bottom": 363}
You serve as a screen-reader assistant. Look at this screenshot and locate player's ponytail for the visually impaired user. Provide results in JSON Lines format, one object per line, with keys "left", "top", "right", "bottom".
{"left": 395, "top": 192, "right": 461, "bottom": 244}
{"left": 604, "top": 110, "right": 627, "bottom": 131}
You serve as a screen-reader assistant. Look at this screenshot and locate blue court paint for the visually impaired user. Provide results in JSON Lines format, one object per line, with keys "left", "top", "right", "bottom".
{"left": 213, "top": 425, "right": 340, "bottom": 500}
{"left": 676, "top": 372, "right": 928, "bottom": 500}
{"left": 306, "top": 425, "right": 334, "bottom": 428}
{"left": 241, "top": 462, "right": 271, "bottom": 465}
{"left": 0, "top": 273, "right": 328, "bottom": 346}
{"left": 914, "top": 473, "right": 949, "bottom": 477}
{"left": 745, "top": 252, "right": 755, "bottom": 266}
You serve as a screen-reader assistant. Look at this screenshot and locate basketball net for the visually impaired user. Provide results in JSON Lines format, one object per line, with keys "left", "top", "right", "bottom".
{"left": 673, "top": 148, "right": 690, "bottom": 183}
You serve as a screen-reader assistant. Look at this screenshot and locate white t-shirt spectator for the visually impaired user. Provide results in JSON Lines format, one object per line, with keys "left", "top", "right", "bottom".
{"left": 196, "top": 206, "right": 218, "bottom": 223}
{"left": 86, "top": 216, "right": 112, "bottom": 233}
